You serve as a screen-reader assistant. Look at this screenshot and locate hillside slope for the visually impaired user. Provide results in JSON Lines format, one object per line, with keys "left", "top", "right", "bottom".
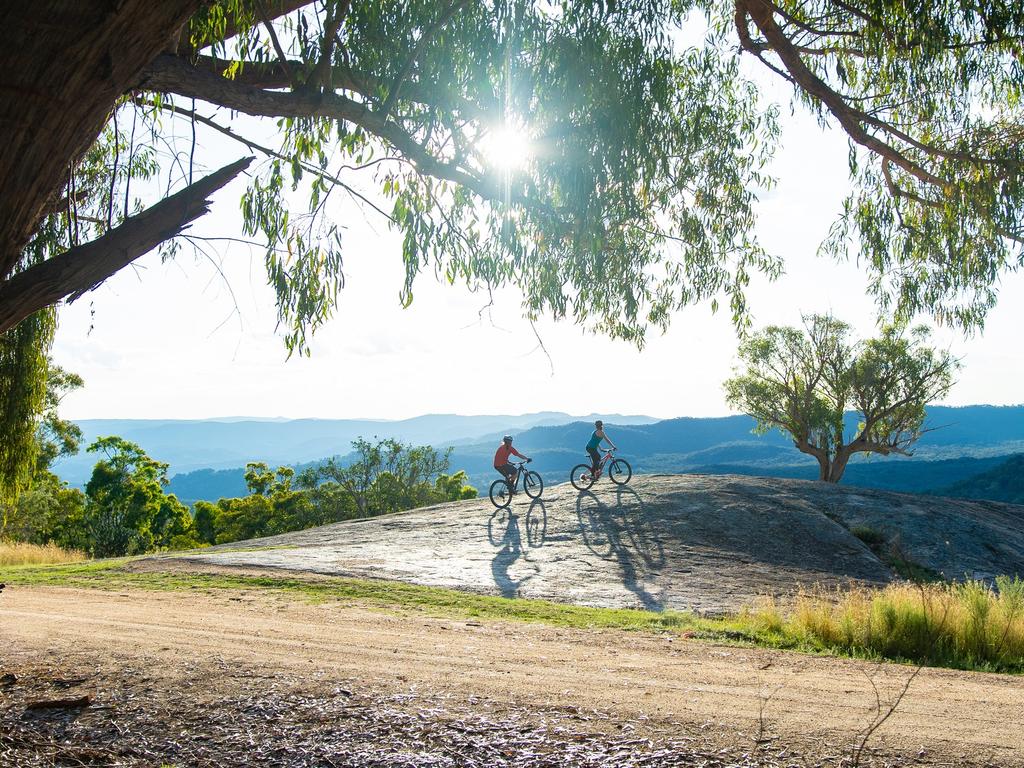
{"left": 166, "top": 474, "right": 1024, "bottom": 614}
{"left": 937, "top": 454, "right": 1024, "bottom": 504}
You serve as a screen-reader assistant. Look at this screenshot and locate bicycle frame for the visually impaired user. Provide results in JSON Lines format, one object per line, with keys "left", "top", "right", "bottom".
{"left": 505, "top": 461, "right": 529, "bottom": 489}
{"left": 590, "top": 449, "right": 615, "bottom": 478}
{"left": 570, "top": 448, "right": 630, "bottom": 492}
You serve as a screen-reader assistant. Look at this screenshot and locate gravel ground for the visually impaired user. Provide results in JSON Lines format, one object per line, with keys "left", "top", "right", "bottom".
{"left": 3, "top": 587, "right": 1022, "bottom": 767}
{"left": 0, "top": 652, "right": 965, "bottom": 768}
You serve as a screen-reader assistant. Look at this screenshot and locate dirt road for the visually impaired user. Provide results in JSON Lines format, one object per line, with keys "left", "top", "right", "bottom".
{"left": 2, "top": 585, "right": 1022, "bottom": 766}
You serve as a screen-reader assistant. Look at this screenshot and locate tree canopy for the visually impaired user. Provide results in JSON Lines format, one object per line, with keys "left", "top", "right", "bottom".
{"left": 732, "top": 0, "right": 1024, "bottom": 326}
{"left": 1, "top": 0, "right": 1022, "bottom": 490}
{"left": 191, "top": 440, "right": 476, "bottom": 545}
{"left": 83, "top": 436, "right": 196, "bottom": 556}
{"left": 724, "top": 314, "right": 958, "bottom": 482}
{"left": 2, "top": 1, "right": 1019, "bottom": 338}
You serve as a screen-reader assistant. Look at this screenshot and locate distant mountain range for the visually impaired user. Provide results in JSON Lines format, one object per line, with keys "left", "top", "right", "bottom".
{"left": 52, "top": 405, "right": 1024, "bottom": 505}
{"left": 53, "top": 411, "right": 659, "bottom": 487}
{"left": 437, "top": 406, "right": 1024, "bottom": 496}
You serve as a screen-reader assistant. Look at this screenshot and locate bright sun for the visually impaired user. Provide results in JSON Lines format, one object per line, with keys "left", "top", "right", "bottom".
{"left": 480, "top": 126, "right": 531, "bottom": 171}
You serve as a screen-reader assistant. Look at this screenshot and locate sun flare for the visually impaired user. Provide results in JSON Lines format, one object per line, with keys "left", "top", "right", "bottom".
{"left": 480, "top": 126, "right": 532, "bottom": 171}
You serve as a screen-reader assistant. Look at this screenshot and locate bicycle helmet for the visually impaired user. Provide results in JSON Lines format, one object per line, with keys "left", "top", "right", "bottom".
{"left": 595, "top": 420, "right": 603, "bottom": 428}
{"left": 502, "top": 435, "right": 513, "bottom": 443}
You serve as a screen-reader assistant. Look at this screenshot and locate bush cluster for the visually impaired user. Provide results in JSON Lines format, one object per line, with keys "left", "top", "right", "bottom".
{"left": 2, "top": 436, "right": 477, "bottom": 557}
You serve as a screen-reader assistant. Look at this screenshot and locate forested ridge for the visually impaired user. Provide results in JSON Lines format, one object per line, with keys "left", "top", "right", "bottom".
{"left": 3, "top": 435, "right": 475, "bottom": 557}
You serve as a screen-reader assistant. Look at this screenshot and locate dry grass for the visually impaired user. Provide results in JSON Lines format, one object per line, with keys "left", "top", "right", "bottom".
{"left": 0, "top": 541, "right": 87, "bottom": 566}
{"left": 747, "top": 578, "right": 1024, "bottom": 672}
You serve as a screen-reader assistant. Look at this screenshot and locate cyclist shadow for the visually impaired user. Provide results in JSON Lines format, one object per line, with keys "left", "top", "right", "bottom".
{"left": 576, "top": 486, "right": 665, "bottom": 611}
{"left": 488, "top": 504, "right": 544, "bottom": 598}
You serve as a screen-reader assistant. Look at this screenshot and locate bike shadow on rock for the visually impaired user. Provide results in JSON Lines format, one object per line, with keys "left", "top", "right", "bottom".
{"left": 525, "top": 498, "right": 547, "bottom": 548}
{"left": 487, "top": 504, "right": 544, "bottom": 598}
{"left": 576, "top": 486, "right": 666, "bottom": 611}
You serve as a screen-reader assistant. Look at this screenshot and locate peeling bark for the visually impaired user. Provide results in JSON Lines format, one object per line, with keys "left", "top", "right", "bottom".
{"left": 0, "top": 1, "right": 205, "bottom": 280}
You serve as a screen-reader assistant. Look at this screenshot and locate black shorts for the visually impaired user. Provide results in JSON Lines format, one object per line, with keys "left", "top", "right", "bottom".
{"left": 587, "top": 447, "right": 601, "bottom": 470}
{"left": 495, "top": 463, "right": 516, "bottom": 481}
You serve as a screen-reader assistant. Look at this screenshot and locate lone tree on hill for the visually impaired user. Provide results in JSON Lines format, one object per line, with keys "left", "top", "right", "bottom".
{"left": 1, "top": 1, "right": 1022, "bottom": 492}
{"left": 724, "top": 315, "right": 958, "bottom": 483}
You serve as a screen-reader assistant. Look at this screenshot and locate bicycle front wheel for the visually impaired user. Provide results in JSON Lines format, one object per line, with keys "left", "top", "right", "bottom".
{"left": 489, "top": 479, "right": 512, "bottom": 508}
{"left": 570, "top": 464, "right": 595, "bottom": 491}
{"left": 523, "top": 470, "right": 544, "bottom": 499}
{"left": 609, "top": 458, "right": 632, "bottom": 485}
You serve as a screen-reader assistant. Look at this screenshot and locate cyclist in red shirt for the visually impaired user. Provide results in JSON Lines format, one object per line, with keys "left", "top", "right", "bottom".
{"left": 494, "top": 435, "right": 531, "bottom": 491}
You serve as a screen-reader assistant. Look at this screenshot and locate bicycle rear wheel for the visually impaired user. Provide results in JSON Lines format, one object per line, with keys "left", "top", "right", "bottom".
{"left": 523, "top": 470, "right": 544, "bottom": 499}
{"left": 489, "top": 479, "right": 512, "bottom": 508}
{"left": 609, "top": 458, "right": 632, "bottom": 485}
{"left": 570, "top": 464, "right": 595, "bottom": 491}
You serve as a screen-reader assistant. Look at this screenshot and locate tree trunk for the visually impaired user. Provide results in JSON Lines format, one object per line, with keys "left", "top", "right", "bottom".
{"left": 0, "top": 1, "right": 203, "bottom": 279}
{"left": 828, "top": 446, "right": 853, "bottom": 483}
{"left": 794, "top": 439, "right": 835, "bottom": 483}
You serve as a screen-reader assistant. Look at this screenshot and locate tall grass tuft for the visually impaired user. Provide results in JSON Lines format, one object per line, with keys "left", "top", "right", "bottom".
{"left": 761, "top": 579, "right": 1024, "bottom": 672}
{"left": 0, "top": 541, "right": 87, "bottom": 566}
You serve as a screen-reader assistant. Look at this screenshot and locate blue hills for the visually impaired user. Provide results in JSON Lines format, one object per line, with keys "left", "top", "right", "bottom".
{"left": 439, "top": 406, "right": 1024, "bottom": 496}
{"left": 52, "top": 411, "right": 658, "bottom": 487}
{"left": 53, "top": 405, "right": 1024, "bottom": 505}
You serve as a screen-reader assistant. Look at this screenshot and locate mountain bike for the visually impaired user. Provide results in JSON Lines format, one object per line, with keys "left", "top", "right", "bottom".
{"left": 570, "top": 448, "right": 631, "bottom": 490}
{"left": 489, "top": 460, "right": 544, "bottom": 508}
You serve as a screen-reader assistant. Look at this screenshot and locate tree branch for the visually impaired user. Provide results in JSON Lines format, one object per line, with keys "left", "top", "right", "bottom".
{"left": 189, "top": 54, "right": 490, "bottom": 119}
{"left": 306, "top": 0, "right": 351, "bottom": 92}
{"left": 736, "top": 0, "right": 946, "bottom": 188}
{"left": 186, "top": 0, "right": 309, "bottom": 54}
{"left": 254, "top": 0, "right": 301, "bottom": 89}
{"left": 379, "top": 0, "right": 471, "bottom": 120}
{"left": 0, "top": 157, "right": 252, "bottom": 334}
{"left": 141, "top": 54, "right": 549, "bottom": 218}
{"left": 135, "top": 97, "right": 396, "bottom": 223}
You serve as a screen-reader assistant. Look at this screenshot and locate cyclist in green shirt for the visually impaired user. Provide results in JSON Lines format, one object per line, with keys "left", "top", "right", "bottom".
{"left": 586, "top": 420, "right": 616, "bottom": 474}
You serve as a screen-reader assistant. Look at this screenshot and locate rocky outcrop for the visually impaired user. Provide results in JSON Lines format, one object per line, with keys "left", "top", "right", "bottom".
{"left": 170, "top": 474, "right": 1024, "bottom": 614}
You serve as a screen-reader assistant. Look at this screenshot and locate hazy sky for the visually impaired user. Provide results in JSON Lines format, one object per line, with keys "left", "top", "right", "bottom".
{"left": 53, "top": 56, "right": 1024, "bottom": 421}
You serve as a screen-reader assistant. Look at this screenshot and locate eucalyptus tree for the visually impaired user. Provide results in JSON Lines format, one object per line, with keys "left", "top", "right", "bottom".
{"left": 730, "top": 0, "right": 1024, "bottom": 327}
{"left": 299, "top": 437, "right": 457, "bottom": 517}
{"left": 83, "top": 436, "right": 197, "bottom": 555}
{"left": 0, "top": 362, "right": 85, "bottom": 542}
{"left": 724, "top": 315, "right": 958, "bottom": 483}
{"left": 1, "top": 1, "right": 1022, "bottom": 490}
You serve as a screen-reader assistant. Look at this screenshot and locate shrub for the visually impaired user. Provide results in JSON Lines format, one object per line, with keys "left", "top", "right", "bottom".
{"left": 850, "top": 525, "right": 886, "bottom": 547}
{"left": 742, "top": 595, "right": 785, "bottom": 634}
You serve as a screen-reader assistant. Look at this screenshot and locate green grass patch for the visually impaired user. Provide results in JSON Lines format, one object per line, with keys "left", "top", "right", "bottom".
{"left": 0, "top": 558, "right": 697, "bottom": 633}
{"left": 3, "top": 560, "right": 1022, "bottom": 674}
{"left": 746, "top": 579, "right": 1024, "bottom": 673}
{"left": 166, "top": 544, "right": 299, "bottom": 555}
